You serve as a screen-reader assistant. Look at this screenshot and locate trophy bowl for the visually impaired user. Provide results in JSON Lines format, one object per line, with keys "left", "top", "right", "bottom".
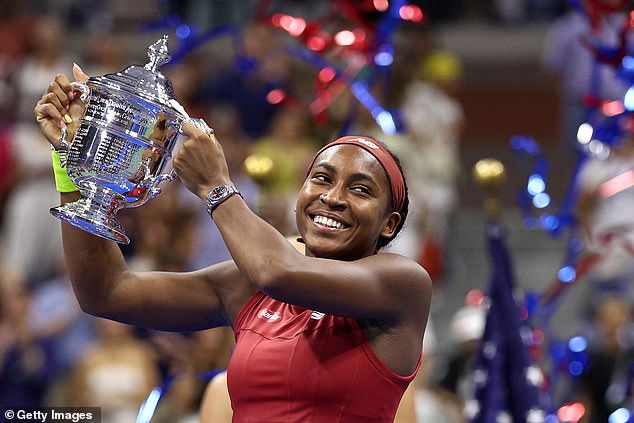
{"left": 50, "top": 35, "right": 200, "bottom": 244}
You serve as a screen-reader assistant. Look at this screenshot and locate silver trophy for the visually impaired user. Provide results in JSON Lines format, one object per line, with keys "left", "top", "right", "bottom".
{"left": 50, "top": 35, "right": 208, "bottom": 244}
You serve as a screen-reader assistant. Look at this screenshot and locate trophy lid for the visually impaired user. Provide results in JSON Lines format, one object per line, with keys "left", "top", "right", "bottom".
{"left": 90, "top": 35, "right": 183, "bottom": 114}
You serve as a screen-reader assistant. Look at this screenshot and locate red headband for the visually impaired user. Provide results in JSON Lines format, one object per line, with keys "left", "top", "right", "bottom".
{"left": 306, "top": 135, "right": 406, "bottom": 213}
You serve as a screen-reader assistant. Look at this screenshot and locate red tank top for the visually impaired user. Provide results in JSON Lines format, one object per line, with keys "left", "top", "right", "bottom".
{"left": 226, "top": 291, "right": 420, "bottom": 422}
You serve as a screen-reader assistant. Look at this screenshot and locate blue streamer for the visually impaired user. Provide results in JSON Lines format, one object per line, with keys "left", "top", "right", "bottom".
{"left": 141, "top": 1, "right": 420, "bottom": 135}
{"left": 284, "top": 44, "right": 398, "bottom": 135}
{"left": 136, "top": 368, "right": 226, "bottom": 423}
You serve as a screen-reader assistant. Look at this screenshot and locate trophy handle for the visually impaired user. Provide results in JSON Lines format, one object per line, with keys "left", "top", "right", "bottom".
{"left": 146, "top": 173, "right": 175, "bottom": 200}
{"left": 70, "top": 81, "right": 91, "bottom": 104}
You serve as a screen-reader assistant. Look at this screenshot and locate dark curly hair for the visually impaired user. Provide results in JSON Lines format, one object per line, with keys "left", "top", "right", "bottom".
{"left": 375, "top": 141, "right": 409, "bottom": 250}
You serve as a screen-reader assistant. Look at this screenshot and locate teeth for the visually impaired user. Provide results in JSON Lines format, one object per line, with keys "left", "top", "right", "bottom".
{"left": 313, "top": 215, "right": 343, "bottom": 229}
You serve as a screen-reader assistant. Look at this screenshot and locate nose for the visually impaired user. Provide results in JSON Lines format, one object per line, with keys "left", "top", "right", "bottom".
{"left": 319, "top": 186, "right": 346, "bottom": 208}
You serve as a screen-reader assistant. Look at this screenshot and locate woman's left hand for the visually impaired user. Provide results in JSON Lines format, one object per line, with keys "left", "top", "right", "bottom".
{"left": 173, "top": 121, "right": 232, "bottom": 199}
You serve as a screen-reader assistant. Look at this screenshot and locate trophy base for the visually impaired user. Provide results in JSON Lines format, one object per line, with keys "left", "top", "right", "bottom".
{"left": 50, "top": 184, "right": 130, "bottom": 244}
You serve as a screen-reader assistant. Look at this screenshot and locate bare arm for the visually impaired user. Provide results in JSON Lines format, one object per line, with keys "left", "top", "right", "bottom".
{"left": 35, "top": 71, "right": 254, "bottom": 331}
{"left": 57, "top": 195, "right": 254, "bottom": 331}
{"left": 220, "top": 200, "right": 430, "bottom": 323}
{"left": 174, "top": 128, "right": 432, "bottom": 326}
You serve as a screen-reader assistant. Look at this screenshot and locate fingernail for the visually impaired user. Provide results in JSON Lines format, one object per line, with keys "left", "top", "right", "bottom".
{"left": 59, "top": 120, "right": 67, "bottom": 129}
{"left": 73, "top": 62, "right": 85, "bottom": 75}
{"left": 68, "top": 91, "right": 75, "bottom": 100}
{"left": 64, "top": 114, "right": 72, "bottom": 124}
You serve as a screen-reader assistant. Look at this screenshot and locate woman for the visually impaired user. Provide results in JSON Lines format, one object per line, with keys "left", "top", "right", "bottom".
{"left": 34, "top": 68, "right": 432, "bottom": 422}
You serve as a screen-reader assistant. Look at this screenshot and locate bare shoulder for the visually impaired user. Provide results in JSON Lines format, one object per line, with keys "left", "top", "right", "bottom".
{"left": 367, "top": 252, "right": 432, "bottom": 290}
{"left": 367, "top": 252, "right": 433, "bottom": 317}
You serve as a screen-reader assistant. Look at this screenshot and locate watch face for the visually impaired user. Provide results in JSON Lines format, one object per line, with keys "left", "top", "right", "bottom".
{"left": 206, "top": 185, "right": 239, "bottom": 215}
{"left": 210, "top": 185, "right": 230, "bottom": 201}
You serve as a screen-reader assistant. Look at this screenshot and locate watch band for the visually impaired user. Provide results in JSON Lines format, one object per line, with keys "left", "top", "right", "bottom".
{"left": 205, "top": 185, "right": 241, "bottom": 216}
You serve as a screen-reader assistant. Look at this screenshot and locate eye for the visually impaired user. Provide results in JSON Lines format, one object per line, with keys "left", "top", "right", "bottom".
{"left": 351, "top": 185, "right": 371, "bottom": 195}
{"left": 311, "top": 173, "right": 331, "bottom": 183}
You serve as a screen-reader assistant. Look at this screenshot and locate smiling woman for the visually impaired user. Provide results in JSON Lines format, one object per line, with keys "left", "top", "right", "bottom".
{"left": 35, "top": 70, "right": 432, "bottom": 422}
{"left": 300, "top": 136, "right": 409, "bottom": 256}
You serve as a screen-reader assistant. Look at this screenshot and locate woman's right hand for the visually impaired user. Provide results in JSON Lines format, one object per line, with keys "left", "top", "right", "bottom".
{"left": 34, "top": 64, "right": 89, "bottom": 149}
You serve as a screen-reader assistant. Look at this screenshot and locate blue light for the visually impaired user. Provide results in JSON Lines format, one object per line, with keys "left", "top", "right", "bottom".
{"left": 623, "top": 56, "right": 634, "bottom": 70}
{"left": 624, "top": 86, "right": 634, "bottom": 111}
{"left": 532, "top": 192, "right": 551, "bottom": 209}
{"left": 176, "top": 24, "right": 191, "bottom": 39}
{"left": 376, "top": 110, "right": 397, "bottom": 135}
{"left": 568, "top": 336, "right": 587, "bottom": 353}
{"left": 545, "top": 415, "right": 559, "bottom": 423}
{"left": 568, "top": 360, "right": 584, "bottom": 376}
{"left": 510, "top": 135, "right": 540, "bottom": 155}
{"left": 351, "top": 82, "right": 373, "bottom": 105}
{"left": 540, "top": 214, "right": 560, "bottom": 231}
{"left": 527, "top": 175, "right": 545, "bottom": 195}
{"left": 609, "top": 408, "right": 631, "bottom": 423}
{"left": 558, "top": 265, "right": 576, "bottom": 283}
{"left": 351, "top": 81, "right": 396, "bottom": 135}
{"left": 136, "top": 387, "right": 162, "bottom": 423}
{"left": 375, "top": 51, "right": 394, "bottom": 66}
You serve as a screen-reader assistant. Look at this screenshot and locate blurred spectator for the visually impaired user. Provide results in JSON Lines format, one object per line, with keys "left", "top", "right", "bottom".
{"left": 189, "top": 327, "right": 234, "bottom": 376}
{"left": 572, "top": 296, "right": 634, "bottom": 423}
{"left": 122, "top": 179, "right": 198, "bottom": 273}
{"left": 144, "top": 331, "right": 201, "bottom": 423}
{"left": 195, "top": 22, "right": 292, "bottom": 139}
{"left": 384, "top": 28, "right": 463, "bottom": 282}
{"left": 164, "top": 53, "right": 212, "bottom": 120}
{"left": 0, "top": 268, "right": 51, "bottom": 407}
{"left": 26, "top": 273, "right": 97, "bottom": 405}
{"left": 0, "top": 17, "right": 25, "bottom": 221}
{"left": 575, "top": 136, "right": 634, "bottom": 305}
{"left": 542, "top": 1, "right": 630, "bottom": 154}
{"left": 70, "top": 319, "right": 160, "bottom": 422}
{"left": 187, "top": 328, "right": 235, "bottom": 422}
{"left": 249, "top": 107, "right": 317, "bottom": 235}
{"left": 15, "top": 15, "right": 72, "bottom": 122}
{"left": 0, "top": 125, "right": 16, "bottom": 225}
{"left": 1, "top": 15, "right": 75, "bottom": 286}
{"left": 143, "top": 321, "right": 234, "bottom": 421}
{"left": 438, "top": 304, "right": 486, "bottom": 400}
{"left": 0, "top": 119, "right": 64, "bottom": 285}
{"left": 414, "top": 304, "right": 483, "bottom": 423}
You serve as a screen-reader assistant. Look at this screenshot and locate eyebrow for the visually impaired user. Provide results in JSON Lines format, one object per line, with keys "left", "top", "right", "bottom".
{"left": 312, "top": 161, "right": 379, "bottom": 186}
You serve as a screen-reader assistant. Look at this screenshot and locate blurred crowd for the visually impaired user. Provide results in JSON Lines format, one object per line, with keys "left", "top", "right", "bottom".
{"left": 1, "top": 0, "right": 633, "bottom": 422}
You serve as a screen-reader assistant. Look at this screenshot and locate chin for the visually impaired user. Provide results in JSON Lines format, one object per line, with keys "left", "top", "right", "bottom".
{"left": 308, "top": 242, "right": 370, "bottom": 261}
{"left": 304, "top": 241, "right": 341, "bottom": 259}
